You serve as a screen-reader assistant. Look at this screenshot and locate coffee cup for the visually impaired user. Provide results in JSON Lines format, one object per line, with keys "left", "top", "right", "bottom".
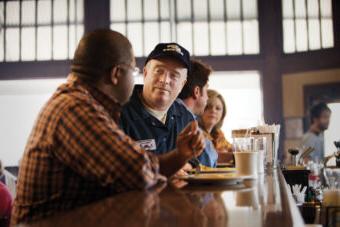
{"left": 234, "top": 151, "right": 258, "bottom": 178}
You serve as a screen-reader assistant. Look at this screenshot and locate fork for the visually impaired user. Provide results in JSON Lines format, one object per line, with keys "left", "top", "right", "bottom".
{"left": 193, "top": 148, "right": 201, "bottom": 174}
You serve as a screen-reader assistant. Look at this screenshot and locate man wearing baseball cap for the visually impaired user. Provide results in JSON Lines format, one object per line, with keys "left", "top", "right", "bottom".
{"left": 120, "top": 43, "right": 214, "bottom": 168}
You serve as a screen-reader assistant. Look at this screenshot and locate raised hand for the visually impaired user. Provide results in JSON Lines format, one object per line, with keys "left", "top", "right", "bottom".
{"left": 176, "top": 121, "right": 205, "bottom": 161}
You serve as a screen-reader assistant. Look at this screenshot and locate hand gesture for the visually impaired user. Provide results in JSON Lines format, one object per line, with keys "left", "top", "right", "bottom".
{"left": 176, "top": 121, "right": 205, "bottom": 161}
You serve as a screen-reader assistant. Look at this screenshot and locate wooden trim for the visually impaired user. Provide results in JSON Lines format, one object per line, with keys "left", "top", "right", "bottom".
{"left": 195, "top": 56, "right": 263, "bottom": 71}
{"left": 84, "top": 0, "right": 110, "bottom": 34}
{"left": 258, "top": 0, "right": 283, "bottom": 124}
{"left": 258, "top": 0, "right": 285, "bottom": 159}
{"left": 0, "top": 61, "right": 70, "bottom": 80}
{"left": 281, "top": 49, "right": 340, "bottom": 73}
{"left": 332, "top": 0, "right": 340, "bottom": 49}
{"left": 136, "top": 55, "right": 264, "bottom": 72}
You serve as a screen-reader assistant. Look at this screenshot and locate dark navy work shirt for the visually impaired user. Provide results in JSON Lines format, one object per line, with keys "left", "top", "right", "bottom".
{"left": 120, "top": 85, "right": 195, "bottom": 155}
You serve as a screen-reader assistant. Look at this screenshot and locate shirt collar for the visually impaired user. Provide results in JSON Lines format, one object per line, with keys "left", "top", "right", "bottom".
{"left": 129, "top": 85, "right": 182, "bottom": 120}
{"left": 175, "top": 98, "right": 197, "bottom": 120}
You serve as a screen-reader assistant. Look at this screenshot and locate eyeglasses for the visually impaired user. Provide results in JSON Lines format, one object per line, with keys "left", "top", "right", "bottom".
{"left": 131, "top": 66, "right": 140, "bottom": 77}
{"left": 119, "top": 64, "right": 140, "bottom": 77}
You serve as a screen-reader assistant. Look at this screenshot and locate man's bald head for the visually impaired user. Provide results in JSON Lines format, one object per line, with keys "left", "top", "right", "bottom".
{"left": 71, "top": 29, "right": 133, "bottom": 82}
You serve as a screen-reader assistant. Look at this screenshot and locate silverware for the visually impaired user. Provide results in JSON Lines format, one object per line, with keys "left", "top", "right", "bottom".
{"left": 298, "top": 147, "right": 314, "bottom": 165}
{"left": 195, "top": 159, "right": 201, "bottom": 174}
{"left": 193, "top": 148, "right": 201, "bottom": 174}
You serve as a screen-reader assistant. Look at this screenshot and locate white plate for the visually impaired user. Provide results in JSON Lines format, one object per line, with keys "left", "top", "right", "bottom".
{"left": 188, "top": 167, "right": 236, "bottom": 174}
{"left": 177, "top": 173, "right": 247, "bottom": 185}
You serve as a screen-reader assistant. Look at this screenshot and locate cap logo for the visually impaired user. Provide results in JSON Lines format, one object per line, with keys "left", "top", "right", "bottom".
{"left": 163, "top": 44, "right": 184, "bottom": 56}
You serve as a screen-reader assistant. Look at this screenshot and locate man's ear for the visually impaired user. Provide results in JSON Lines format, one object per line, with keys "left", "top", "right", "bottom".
{"left": 193, "top": 86, "right": 200, "bottom": 99}
{"left": 143, "top": 66, "right": 148, "bottom": 79}
{"left": 110, "top": 66, "right": 120, "bottom": 86}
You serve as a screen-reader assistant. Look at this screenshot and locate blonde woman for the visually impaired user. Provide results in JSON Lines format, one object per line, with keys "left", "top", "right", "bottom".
{"left": 199, "top": 90, "right": 233, "bottom": 163}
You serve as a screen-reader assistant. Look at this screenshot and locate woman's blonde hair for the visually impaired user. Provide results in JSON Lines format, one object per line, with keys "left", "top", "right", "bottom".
{"left": 204, "top": 89, "right": 227, "bottom": 132}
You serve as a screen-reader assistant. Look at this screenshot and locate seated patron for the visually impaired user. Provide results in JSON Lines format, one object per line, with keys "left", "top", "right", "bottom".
{"left": 11, "top": 30, "right": 205, "bottom": 225}
{"left": 177, "top": 59, "right": 218, "bottom": 167}
{"left": 120, "top": 43, "right": 210, "bottom": 168}
{"left": 199, "top": 90, "right": 233, "bottom": 163}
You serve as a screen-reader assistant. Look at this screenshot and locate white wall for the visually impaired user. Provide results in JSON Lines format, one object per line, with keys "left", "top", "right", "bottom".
{"left": 208, "top": 71, "right": 264, "bottom": 141}
{"left": 0, "top": 79, "right": 65, "bottom": 166}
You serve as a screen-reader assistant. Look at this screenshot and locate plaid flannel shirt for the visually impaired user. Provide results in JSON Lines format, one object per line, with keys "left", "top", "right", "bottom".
{"left": 11, "top": 74, "right": 163, "bottom": 224}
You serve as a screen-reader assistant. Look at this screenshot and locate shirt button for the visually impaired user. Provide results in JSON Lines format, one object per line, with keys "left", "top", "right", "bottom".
{"left": 171, "top": 117, "right": 174, "bottom": 120}
{"left": 163, "top": 138, "right": 167, "bottom": 142}
{"left": 152, "top": 122, "right": 156, "bottom": 126}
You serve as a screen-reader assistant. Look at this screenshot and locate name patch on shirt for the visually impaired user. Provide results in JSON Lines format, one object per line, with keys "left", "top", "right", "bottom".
{"left": 136, "top": 139, "right": 157, "bottom": 151}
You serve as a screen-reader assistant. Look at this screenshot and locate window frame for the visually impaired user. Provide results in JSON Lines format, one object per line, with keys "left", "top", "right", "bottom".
{"left": 0, "top": 0, "right": 338, "bottom": 80}
{"left": 0, "top": 0, "right": 84, "bottom": 63}
{"left": 110, "top": 0, "right": 260, "bottom": 57}
{"left": 281, "top": 0, "right": 336, "bottom": 54}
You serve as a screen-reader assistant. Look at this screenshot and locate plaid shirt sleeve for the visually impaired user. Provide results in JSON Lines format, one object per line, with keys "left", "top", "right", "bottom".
{"left": 54, "top": 100, "right": 163, "bottom": 191}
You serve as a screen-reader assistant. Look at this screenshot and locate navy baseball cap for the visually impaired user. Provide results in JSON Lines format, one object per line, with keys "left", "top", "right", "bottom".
{"left": 145, "top": 43, "right": 191, "bottom": 73}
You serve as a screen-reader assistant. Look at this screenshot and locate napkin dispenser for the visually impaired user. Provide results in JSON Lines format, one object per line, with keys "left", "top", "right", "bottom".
{"left": 250, "top": 131, "right": 275, "bottom": 169}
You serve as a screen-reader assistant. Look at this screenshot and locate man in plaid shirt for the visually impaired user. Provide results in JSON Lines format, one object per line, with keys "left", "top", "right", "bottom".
{"left": 11, "top": 29, "right": 205, "bottom": 225}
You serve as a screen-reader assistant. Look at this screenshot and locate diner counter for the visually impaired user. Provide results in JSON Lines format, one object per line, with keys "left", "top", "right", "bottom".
{"left": 19, "top": 169, "right": 304, "bottom": 227}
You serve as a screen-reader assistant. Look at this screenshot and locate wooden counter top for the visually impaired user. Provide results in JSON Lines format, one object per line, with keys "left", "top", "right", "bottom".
{"left": 18, "top": 170, "right": 304, "bottom": 227}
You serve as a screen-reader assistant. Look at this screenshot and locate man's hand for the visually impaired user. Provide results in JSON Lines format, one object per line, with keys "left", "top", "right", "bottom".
{"left": 173, "top": 168, "right": 189, "bottom": 177}
{"left": 176, "top": 121, "right": 205, "bottom": 162}
{"left": 157, "top": 121, "right": 205, "bottom": 177}
{"left": 182, "top": 163, "right": 193, "bottom": 172}
{"left": 172, "top": 163, "right": 192, "bottom": 178}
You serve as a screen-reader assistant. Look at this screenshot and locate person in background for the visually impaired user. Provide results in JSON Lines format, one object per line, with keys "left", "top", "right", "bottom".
{"left": 302, "top": 102, "right": 332, "bottom": 162}
{"left": 199, "top": 89, "right": 233, "bottom": 163}
{"left": 120, "top": 43, "right": 206, "bottom": 170}
{"left": 0, "top": 160, "right": 12, "bottom": 227}
{"left": 12, "top": 30, "right": 205, "bottom": 225}
{"left": 177, "top": 59, "right": 218, "bottom": 167}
